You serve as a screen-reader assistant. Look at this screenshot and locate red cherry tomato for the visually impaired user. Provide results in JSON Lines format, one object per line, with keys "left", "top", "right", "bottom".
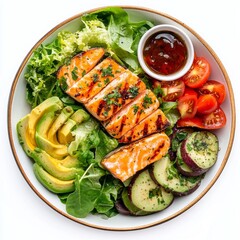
{"left": 177, "top": 94, "right": 197, "bottom": 119}
{"left": 202, "top": 108, "right": 227, "bottom": 129}
{"left": 197, "top": 94, "right": 218, "bottom": 114}
{"left": 152, "top": 79, "right": 185, "bottom": 101}
{"left": 184, "top": 87, "right": 198, "bottom": 98}
{"left": 177, "top": 117, "right": 203, "bottom": 128}
{"left": 198, "top": 80, "right": 226, "bottom": 104}
{"left": 181, "top": 57, "right": 211, "bottom": 88}
{"left": 177, "top": 108, "right": 226, "bottom": 129}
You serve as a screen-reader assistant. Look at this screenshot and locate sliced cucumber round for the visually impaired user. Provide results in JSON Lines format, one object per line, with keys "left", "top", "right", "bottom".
{"left": 151, "top": 155, "right": 202, "bottom": 196}
{"left": 181, "top": 131, "right": 219, "bottom": 172}
{"left": 176, "top": 143, "right": 203, "bottom": 177}
{"left": 121, "top": 189, "right": 149, "bottom": 216}
{"left": 129, "top": 170, "right": 174, "bottom": 212}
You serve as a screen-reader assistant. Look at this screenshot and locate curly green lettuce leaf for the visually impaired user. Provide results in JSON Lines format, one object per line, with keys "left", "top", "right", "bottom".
{"left": 83, "top": 7, "right": 154, "bottom": 73}
{"left": 25, "top": 7, "right": 154, "bottom": 108}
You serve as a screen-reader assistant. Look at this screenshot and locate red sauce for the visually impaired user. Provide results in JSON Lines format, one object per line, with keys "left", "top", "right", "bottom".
{"left": 143, "top": 31, "right": 188, "bottom": 75}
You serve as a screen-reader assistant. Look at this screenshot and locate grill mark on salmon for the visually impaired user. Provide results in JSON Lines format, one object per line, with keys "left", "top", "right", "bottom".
{"left": 85, "top": 70, "right": 146, "bottom": 121}
{"left": 66, "top": 58, "right": 126, "bottom": 104}
{"left": 57, "top": 48, "right": 105, "bottom": 90}
{"left": 118, "top": 109, "right": 170, "bottom": 143}
{"left": 103, "top": 89, "right": 159, "bottom": 139}
{"left": 101, "top": 133, "right": 170, "bottom": 182}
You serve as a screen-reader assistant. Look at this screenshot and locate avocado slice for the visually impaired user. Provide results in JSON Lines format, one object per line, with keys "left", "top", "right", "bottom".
{"left": 58, "top": 155, "right": 81, "bottom": 168}
{"left": 32, "top": 148, "right": 84, "bottom": 180}
{"left": 58, "top": 109, "right": 90, "bottom": 144}
{"left": 28, "top": 97, "right": 63, "bottom": 146}
{"left": 17, "top": 114, "right": 36, "bottom": 157}
{"left": 35, "top": 111, "right": 68, "bottom": 159}
{"left": 35, "top": 111, "right": 57, "bottom": 139}
{"left": 35, "top": 134, "right": 68, "bottom": 159}
{"left": 33, "top": 163, "right": 75, "bottom": 194}
{"left": 48, "top": 106, "right": 74, "bottom": 144}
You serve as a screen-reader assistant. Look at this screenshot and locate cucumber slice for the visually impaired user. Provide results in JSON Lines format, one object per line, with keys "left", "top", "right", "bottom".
{"left": 181, "top": 131, "right": 219, "bottom": 171}
{"left": 176, "top": 143, "right": 194, "bottom": 176}
{"left": 121, "top": 189, "right": 149, "bottom": 216}
{"left": 176, "top": 143, "right": 205, "bottom": 177}
{"left": 151, "top": 155, "right": 202, "bottom": 196}
{"left": 129, "top": 170, "right": 174, "bottom": 212}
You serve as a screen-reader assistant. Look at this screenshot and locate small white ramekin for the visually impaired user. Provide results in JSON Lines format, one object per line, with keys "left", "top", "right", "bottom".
{"left": 138, "top": 24, "right": 194, "bottom": 81}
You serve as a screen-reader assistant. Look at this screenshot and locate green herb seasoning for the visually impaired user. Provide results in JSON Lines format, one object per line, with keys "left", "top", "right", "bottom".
{"left": 59, "top": 76, "right": 68, "bottom": 91}
{"left": 104, "top": 78, "right": 110, "bottom": 85}
{"left": 71, "top": 66, "right": 79, "bottom": 80}
{"left": 132, "top": 104, "right": 139, "bottom": 115}
{"left": 93, "top": 73, "right": 99, "bottom": 83}
{"left": 82, "top": 69, "right": 86, "bottom": 77}
{"left": 101, "top": 65, "right": 114, "bottom": 77}
{"left": 128, "top": 86, "right": 139, "bottom": 98}
{"left": 143, "top": 94, "right": 153, "bottom": 108}
{"left": 104, "top": 88, "right": 122, "bottom": 106}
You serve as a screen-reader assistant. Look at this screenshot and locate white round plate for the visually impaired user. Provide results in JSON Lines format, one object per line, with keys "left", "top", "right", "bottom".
{"left": 8, "top": 6, "right": 235, "bottom": 231}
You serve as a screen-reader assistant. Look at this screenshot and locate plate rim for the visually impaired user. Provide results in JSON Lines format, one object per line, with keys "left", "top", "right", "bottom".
{"left": 7, "top": 5, "right": 236, "bottom": 231}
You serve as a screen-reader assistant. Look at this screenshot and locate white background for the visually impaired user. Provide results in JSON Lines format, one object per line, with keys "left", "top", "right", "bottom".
{"left": 1, "top": 0, "right": 239, "bottom": 239}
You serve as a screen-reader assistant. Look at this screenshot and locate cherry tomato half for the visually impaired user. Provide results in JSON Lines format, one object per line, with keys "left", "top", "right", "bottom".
{"left": 177, "top": 108, "right": 226, "bottom": 129}
{"left": 184, "top": 87, "right": 198, "bottom": 98}
{"left": 181, "top": 57, "right": 211, "bottom": 88}
{"left": 177, "top": 94, "right": 197, "bottom": 119}
{"left": 152, "top": 79, "right": 185, "bottom": 101}
{"left": 202, "top": 108, "right": 226, "bottom": 129}
{"left": 198, "top": 80, "right": 226, "bottom": 104}
{"left": 197, "top": 94, "right": 218, "bottom": 114}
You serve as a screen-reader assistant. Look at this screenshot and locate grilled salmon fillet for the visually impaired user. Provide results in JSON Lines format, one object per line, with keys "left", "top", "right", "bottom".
{"left": 103, "top": 89, "right": 159, "bottom": 139}
{"left": 85, "top": 70, "right": 146, "bottom": 121}
{"left": 66, "top": 58, "right": 126, "bottom": 104}
{"left": 101, "top": 132, "right": 170, "bottom": 182}
{"left": 57, "top": 48, "right": 105, "bottom": 89}
{"left": 119, "top": 109, "right": 170, "bottom": 143}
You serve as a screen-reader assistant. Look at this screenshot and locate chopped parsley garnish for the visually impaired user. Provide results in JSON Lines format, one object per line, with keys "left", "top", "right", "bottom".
{"left": 103, "top": 89, "right": 121, "bottom": 106}
{"left": 104, "top": 78, "right": 110, "bottom": 85}
{"left": 71, "top": 66, "right": 78, "bottom": 80}
{"left": 128, "top": 86, "right": 139, "bottom": 98}
{"left": 93, "top": 73, "right": 99, "bottom": 83}
{"left": 143, "top": 94, "right": 153, "bottom": 108}
{"left": 149, "top": 187, "right": 162, "bottom": 199}
{"left": 101, "top": 65, "right": 114, "bottom": 77}
{"left": 59, "top": 76, "right": 68, "bottom": 91}
{"left": 82, "top": 70, "right": 86, "bottom": 77}
{"left": 132, "top": 104, "right": 139, "bottom": 115}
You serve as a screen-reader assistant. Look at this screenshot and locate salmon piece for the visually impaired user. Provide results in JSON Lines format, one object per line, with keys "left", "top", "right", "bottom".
{"left": 119, "top": 109, "right": 170, "bottom": 143}
{"left": 103, "top": 89, "right": 159, "bottom": 139}
{"left": 66, "top": 58, "right": 126, "bottom": 104}
{"left": 101, "top": 132, "right": 170, "bottom": 182}
{"left": 57, "top": 47, "right": 105, "bottom": 89}
{"left": 85, "top": 70, "right": 146, "bottom": 121}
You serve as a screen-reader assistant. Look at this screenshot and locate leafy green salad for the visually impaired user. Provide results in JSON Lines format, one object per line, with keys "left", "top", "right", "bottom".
{"left": 20, "top": 7, "right": 179, "bottom": 219}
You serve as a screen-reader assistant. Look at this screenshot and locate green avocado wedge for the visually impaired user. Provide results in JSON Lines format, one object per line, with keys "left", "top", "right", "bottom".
{"left": 33, "top": 163, "right": 75, "bottom": 194}
{"left": 58, "top": 109, "right": 90, "bottom": 145}
{"left": 48, "top": 106, "right": 74, "bottom": 143}
{"left": 32, "top": 148, "right": 84, "bottom": 180}
{"left": 35, "top": 134, "right": 68, "bottom": 159}
{"left": 28, "top": 96, "right": 63, "bottom": 145}
{"left": 35, "top": 111, "right": 68, "bottom": 159}
{"left": 16, "top": 114, "right": 36, "bottom": 157}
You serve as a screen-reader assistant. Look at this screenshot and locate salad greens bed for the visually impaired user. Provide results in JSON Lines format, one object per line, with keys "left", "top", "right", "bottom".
{"left": 25, "top": 7, "right": 154, "bottom": 108}
{"left": 22, "top": 7, "right": 179, "bottom": 218}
